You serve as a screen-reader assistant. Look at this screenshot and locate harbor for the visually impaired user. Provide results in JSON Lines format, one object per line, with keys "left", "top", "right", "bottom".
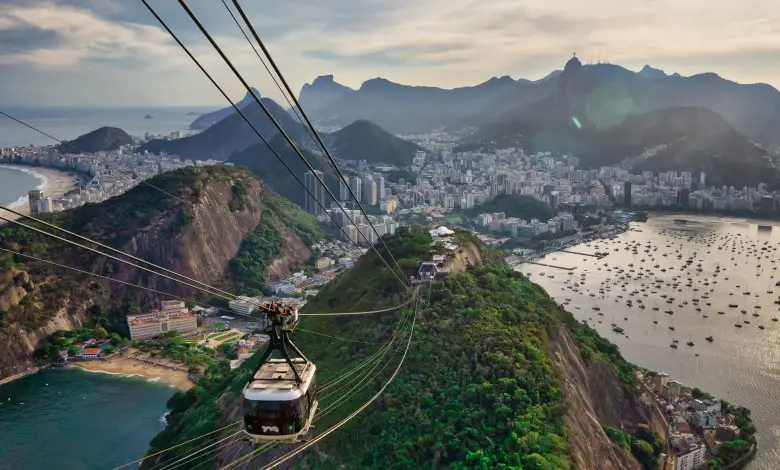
{"left": 518, "top": 214, "right": 780, "bottom": 469}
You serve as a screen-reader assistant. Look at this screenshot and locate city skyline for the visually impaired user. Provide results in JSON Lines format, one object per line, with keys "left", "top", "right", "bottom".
{"left": 0, "top": 0, "right": 779, "bottom": 107}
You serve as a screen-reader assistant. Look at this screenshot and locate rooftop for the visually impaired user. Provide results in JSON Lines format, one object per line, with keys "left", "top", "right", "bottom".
{"left": 245, "top": 358, "right": 315, "bottom": 401}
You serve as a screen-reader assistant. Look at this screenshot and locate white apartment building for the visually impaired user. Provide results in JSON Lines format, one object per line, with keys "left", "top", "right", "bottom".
{"left": 229, "top": 296, "right": 258, "bottom": 316}
{"left": 674, "top": 443, "right": 706, "bottom": 470}
{"left": 127, "top": 301, "right": 197, "bottom": 340}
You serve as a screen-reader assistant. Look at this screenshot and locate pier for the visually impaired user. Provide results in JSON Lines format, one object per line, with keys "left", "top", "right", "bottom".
{"left": 524, "top": 261, "right": 576, "bottom": 271}
{"left": 557, "top": 250, "right": 601, "bottom": 258}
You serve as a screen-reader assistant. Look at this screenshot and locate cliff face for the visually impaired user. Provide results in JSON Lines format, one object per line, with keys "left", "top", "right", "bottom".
{"left": 0, "top": 306, "right": 84, "bottom": 381}
{"left": 106, "top": 170, "right": 308, "bottom": 297}
{"left": 0, "top": 166, "right": 315, "bottom": 382}
{"left": 554, "top": 325, "right": 668, "bottom": 469}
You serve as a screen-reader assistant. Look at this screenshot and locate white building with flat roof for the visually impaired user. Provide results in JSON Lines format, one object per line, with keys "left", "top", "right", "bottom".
{"left": 127, "top": 301, "right": 197, "bottom": 340}
{"left": 229, "top": 296, "right": 258, "bottom": 316}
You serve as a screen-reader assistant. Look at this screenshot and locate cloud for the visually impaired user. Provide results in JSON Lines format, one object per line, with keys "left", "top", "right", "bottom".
{"left": 0, "top": 0, "right": 779, "bottom": 107}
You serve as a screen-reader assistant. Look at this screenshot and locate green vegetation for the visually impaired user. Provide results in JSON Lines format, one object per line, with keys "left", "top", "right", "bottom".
{"left": 228, "top": 181, "right": 248, "bottom": 212}
{"left": 326, "top": 119, "right": 423, "bottom": 166}
{"left": 140, "top": 230, "right": 663, "bottom": 469}
{"left": 142, "top": 352, "right": 264, "bottom": 469}
{"left": 36, "top": 327, "right": 126, "bottom": 360}
{"left": 603, "top": 424, "right": 663, "bottom": 469}
{"left": 229, "top": 210, "right": 285, "bottom": 295}
{"left": 464, "top": 194, "right": 556, "bottom": 222}
{"left": 152, "top": 331, "right": 217, "bottom": 371}
{"left": 265, "top": 196, "right": 322, "bottom": 246}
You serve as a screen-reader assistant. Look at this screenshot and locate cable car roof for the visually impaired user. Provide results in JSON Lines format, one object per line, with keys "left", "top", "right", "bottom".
{"left": 244, "top": 358, "right": 315, "bottom": 401}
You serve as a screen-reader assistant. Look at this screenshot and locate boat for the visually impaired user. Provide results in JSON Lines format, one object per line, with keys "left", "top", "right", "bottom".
{"left": 705, "top": 336, "right": 713, "bottom": 342}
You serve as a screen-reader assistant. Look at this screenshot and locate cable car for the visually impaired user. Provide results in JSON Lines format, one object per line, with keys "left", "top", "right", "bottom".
{"left": 243, "top": 300, "right": 317, "bottom": 443}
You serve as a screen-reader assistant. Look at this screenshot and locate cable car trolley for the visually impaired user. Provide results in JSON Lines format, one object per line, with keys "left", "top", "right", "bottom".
{"left": 243, "top": 299, "right": 317, "bottom": 443}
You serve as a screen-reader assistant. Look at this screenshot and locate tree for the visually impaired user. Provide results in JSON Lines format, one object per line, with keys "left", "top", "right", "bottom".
{"left": 67, "top": 345, "right": 79, "bottom": 357}
{"left": 94, "top": 326, "right": 108, "bottom": 339}
{"left": 631, "top": 439, "right": 657, "bottom": 469}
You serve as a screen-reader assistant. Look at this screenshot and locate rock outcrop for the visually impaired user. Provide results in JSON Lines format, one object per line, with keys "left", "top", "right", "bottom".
{"left": 554, "top": 325, "right": 668, "bottom": 469}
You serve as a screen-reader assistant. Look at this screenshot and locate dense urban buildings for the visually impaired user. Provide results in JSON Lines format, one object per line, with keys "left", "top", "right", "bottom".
{"left": 303, "top": 170, "right": 327, "bottom": 215}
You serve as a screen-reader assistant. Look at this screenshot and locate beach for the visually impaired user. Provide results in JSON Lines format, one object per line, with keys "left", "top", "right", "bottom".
{"left": 73, "top": 353, "right": 194, "bottom": 391}
{"left": 0, "top": 164, "right": 80, "bottom": 219}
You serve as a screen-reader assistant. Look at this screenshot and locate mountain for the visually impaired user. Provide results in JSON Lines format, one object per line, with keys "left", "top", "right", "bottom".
{"left": 139, "top": 98, "right": 307, "bottom": 161}
{"left": 298, "top": 74, "right": 526, "bottom": 133}
{"left": 58, "top": 126, "right": 133, "bottom": 153}
{"left": 0, "top": 165, "right": 318, "bottom": 380}
{"left": 638, "top": 65, "right": 667, "bottom": 79}
{"left": 299, "top": 75, "right": 354, "bottom": 112}
{"left": 189, "top": 88, "right": 260, "bottom": 130}
{"left": 323, "top": 120, "right": 423, "bottom": 166}
{"left": 141, "top": 228, "right": 670, "bottom": 469}
{"left": 466, "top": 56, "right": 777, "bottom": 187}
{"left": 301, "top": 61, "right": 780, "bottom": 150}
{"left": 226, "top": 133, "right": 340, "bottom": 207}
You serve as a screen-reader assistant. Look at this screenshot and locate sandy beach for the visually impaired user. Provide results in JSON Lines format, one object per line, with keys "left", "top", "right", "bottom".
{"left": 73, "top": 354, "right": 194, "bottom": 391}
{"left": 0, "top": 164, "right": 79, "bottom": 219}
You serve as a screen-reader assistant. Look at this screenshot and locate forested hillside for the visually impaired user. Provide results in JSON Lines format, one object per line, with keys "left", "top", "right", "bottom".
{"left": 142, "top": 228, "right": 664, "bottom": 469}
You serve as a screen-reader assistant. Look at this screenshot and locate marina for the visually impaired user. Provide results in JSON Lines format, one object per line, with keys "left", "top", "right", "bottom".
{"left": 519, "top": 214, "right": 780, "bottom": 469}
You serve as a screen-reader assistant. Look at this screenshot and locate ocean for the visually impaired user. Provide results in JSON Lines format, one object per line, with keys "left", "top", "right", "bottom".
{"left": 0, "top": 166, "right": 44, "bottom": 207}
{"left": 0, "top": 106, "right": 215, "bottom": 148}
{"left": 0, "top": 368, "right": 174, "bottom": 469}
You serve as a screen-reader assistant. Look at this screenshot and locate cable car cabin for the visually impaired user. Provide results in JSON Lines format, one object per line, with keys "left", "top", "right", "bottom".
{"left": 243, "top": 358, "right": 317, "bottom": 443}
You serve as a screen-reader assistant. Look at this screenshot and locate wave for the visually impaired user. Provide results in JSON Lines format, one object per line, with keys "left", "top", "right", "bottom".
{"left": 0, "top": 165, "right": 50, "bottom": 206}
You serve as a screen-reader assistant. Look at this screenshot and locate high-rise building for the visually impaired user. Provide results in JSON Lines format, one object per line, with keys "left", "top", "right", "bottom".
{"left": 339, "top": 179, "right": 350, "bottom": 201}
{"left": 699, "top": 172, "right": 706, "bottom": 188}
{"left": 376, "top": 175, "right": 385, "bottom": 200}
{"left": 624, "top": 181, "right": 632, "bottom": 207}
{"left": 304, "top": 170, "right": 326, "bottom": 215}
{"left": 677, "top": 188, "right": 690, "bottom": 208}
{"left": 349, "top": 175, "right": 362, "bottom": 203}
{"left": 363, "top": 177, "right": 377, "bottom": 205}
{"left": 38, "top": 196, "right": 53, "bottom": 214}
{"left": 28, "top": 190, "right": 43, "bottom": 214}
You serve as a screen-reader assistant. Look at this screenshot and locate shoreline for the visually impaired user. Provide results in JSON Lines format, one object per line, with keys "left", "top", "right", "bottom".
{"left": 71, "top": 354, "right": 194, "bottom": 391}
{"left": 0, "top": 164, "right": 80, "bottom": 220}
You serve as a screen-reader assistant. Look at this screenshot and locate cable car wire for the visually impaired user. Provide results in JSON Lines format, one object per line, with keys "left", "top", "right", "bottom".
{"left": 0, "top": 214, "right": 236, "bottom": 302}
{"left": 294, "top": 328, "right": 376, "bottom": 344}
{"left": 0, "top": 204, "right": 239, "bottom": 300}
{"left": 0, "top": 111, "right": 191, "bottom": 206}
{"left": 110, "top": 420, "right": 242, "bottom": 469}
{"left": 0, "top": 247, "right": 216, "bottom": 308}
{"left": 172, "top": 0, "right": 412, "bottom": 292}
{"left": 228, "top": 0, "right": 408, "bottom": 293}
{"left": 141, "top": 0, "right": 411, "bottom": 292}
{"left": 154, "top": 430, "right": 245, "bottom": 470}
{"left": 218, "top": 0, "right": 320, "bottom": 153}
{"left": 257, "top": 295, "right": 422, "bottom": 470}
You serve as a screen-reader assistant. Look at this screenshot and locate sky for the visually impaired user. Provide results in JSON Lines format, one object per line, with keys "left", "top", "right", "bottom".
{"left": 1, "top": 0, "right": 779, "bottom": 108}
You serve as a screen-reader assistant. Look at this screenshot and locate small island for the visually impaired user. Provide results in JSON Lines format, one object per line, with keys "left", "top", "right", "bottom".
{"left": 144, "top": 114, "right": 154, "bottom": 119}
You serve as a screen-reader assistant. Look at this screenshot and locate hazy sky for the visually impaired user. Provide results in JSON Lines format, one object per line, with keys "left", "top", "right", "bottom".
{"left": 1, "top": 0, "right": 779, "bottom": 107}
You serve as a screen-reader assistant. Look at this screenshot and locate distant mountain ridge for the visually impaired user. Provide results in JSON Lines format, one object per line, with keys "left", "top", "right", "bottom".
{"left": 58, "top": 126, "right": 133, "bottom": 154}
{"left": 139, "top": 98, "right": 307, "bottom": 161}
{"left": 464, "top": 56, "right": 776, "bottom": 187}
{"left": 299, "top": 63, "right": 780, "bottom": 150}
{"left": 189, "top": 88, "right": 261, "bottom": 130}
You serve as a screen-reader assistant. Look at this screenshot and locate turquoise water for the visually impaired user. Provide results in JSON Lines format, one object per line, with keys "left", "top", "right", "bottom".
{"left": 0, "top": 368, "right": 174, "bottom": 469}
